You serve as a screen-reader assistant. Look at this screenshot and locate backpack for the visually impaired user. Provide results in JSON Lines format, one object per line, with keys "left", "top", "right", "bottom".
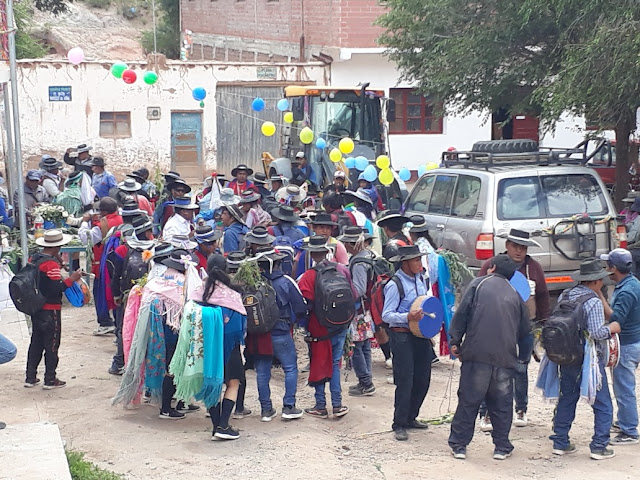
{"left": 272, "top": 235, "right": 295, "bottom": 276}
{"left": 9, "top": 256, "right": 51, "bottom": 314}
{"left": 541, "top": 291, "right": 596, "bottom": 366}
{"left": 349, "top": 254, "right": 394, "bottom": 315}
{"left": 313, "top": 261, "right": 356, "bottom": 329}
{"left": 120, "top": 248, "right": 150, "bottom": 295}
{"left": 370, "top": 271, "right": 428, "bottom": 327}
{"left": 243, "top": 281, "right": 281, "bottom": 335}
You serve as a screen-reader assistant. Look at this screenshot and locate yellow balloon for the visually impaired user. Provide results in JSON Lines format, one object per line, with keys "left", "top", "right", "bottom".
{"left": 283, "top": 112, "right": 294, "bottom": 124}
{"left": 299, "top": 127, "right": 314, "bottom": 144}
{"left": 379, "top": 168, "right": 394, "bottom": 186}
{"left": 329, "top": 148, "right": 343, "bottom": 163}
{"left": 376, "top": 155, "right": 390, "bottom": 169}
{"left": 339, "top": 137, "right": 355, "bottom": 154}
{"left": 261, "top": 121, "right": 276, "bottom": 137}
{"left": 426, "top": 162, "right": 439, "bottom": 170}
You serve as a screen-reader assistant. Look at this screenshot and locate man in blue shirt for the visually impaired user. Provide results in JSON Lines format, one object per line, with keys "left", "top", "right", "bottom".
{"left": 600, "top": 248, "right": 640, "bottom": 445}
{"left": 89, "top": 157, "right": 117, "bottom": 199}
{"left": 221, "top": 204, "right": 248, "bottom": 253}
{"left": 381, "top": 245, "right": 433, "bottom": 441}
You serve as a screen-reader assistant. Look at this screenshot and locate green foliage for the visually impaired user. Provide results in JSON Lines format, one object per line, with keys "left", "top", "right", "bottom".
{"left": 84, "top": 0, "right": 111, "bottom": 9}
{"left": 140, "top": 0, "right": 179, "bottom": 59}
{"left": 66, "top": 451, "right": 123, "bottom": 480}
{"left": 14, "top": 2, "right": 47, "bottom": 59}
{"left": 233, "top": 259, "right": 261, "bottom": 288}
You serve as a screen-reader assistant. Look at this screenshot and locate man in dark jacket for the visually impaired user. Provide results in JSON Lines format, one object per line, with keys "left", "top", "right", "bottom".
{"left": 251, "top": 248, "right": 308, "bottom": 422}
{"left": 448, "top": 254, "right": 530, "bottom": 461}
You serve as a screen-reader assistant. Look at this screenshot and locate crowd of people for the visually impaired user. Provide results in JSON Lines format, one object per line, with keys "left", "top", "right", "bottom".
{"left": 0, "top": 143, "right": 639, "bottom": 464}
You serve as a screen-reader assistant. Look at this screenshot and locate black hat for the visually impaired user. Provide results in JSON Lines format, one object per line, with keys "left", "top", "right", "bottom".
{"left": 253, "top": 246, "right": 287, "bottom": 263}
{"left": 231, "top": 164, "right": 254, "bottom": 177}
{"left": 152, "top": 242, "right": 173, "bottom": 261}
{"left": 504, "top": 228, "right": 541, "bottom": 248}
{"left": 160, "top": 249, "right": 198, "bottom": 272}
{"left": 409, "top": 215, "right": 430, "bottom": 233}
{"left": 251, "top": 172, "right": 268, "bottom": 185}
{"left": 226, "top": 251, "right": 247, "bottom": 272}
{"left": 77, "top": 144, "right": 92, "bottom": 154}
{"left": 271, "top": 205, "right": 298, "bottom": 223}
{"left": 131, "top": 215, "right": 153, "bottom": 236}
{"left": 388, "top": 245, "right": 427, "bottom": 263}
{"left": 338, "top": 226, "right": 374, "bottom": 243}
{"left": 194, "top": 225, "right": 222, "bottom": 244}
{"left": 41, "top": 155, "right": 62, "bottom": 171}
{"left": 172, "top": 196, "right": 198, "bottom": 210}
{"left": 377, "top": 210, "right": 410, "bottom": 227}
{"left": 164, "top": 171, "right": 181, "bottom": 183}
{"left": 167, "top": 178, "right": 192, "bottom": 194}
{"left": 244, "top": 226, "right": 276, "bottom": 245}
{"left": 300, "top": 235, "right": 330, "bottom": 253}
{"left": 89, "top": 157, "right": 105, "bottom": 167}
{"left": 310, "top": 213, "right": 338, "bottom": 226}
{"left": 239, "top": 190, "right": 261, "bottom": 204}
{"left": 121, "top": 200, "right": 145, "bottom": 217}
{"left": 67, "top": 170, "right": 83, "bottom": 182}
{"left": 128, "top": 171, "right": 146, "bottom": 184}
{"left": 571, "top": 258, "right": 613, "bottom": 282}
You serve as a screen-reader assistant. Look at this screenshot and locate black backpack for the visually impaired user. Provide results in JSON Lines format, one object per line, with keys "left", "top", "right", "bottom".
{"left": 243, "top": 281, "right": 281, "bottom": 335}
{"left": 9, "top": 256, "right": 52, "bottom": 314}
{"left": 313, "top": 261, "right": 356, "bottom": 329}
{"left": 541, "top": 291, "right": 596, "bottom": 366}
{"left": 120, "top": 248, "right": 149, "bottom": 295}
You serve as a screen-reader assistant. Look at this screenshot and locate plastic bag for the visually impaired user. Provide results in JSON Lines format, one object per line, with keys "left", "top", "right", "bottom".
{"left": 0, "top": 260, "right": 14, "bottom": 310}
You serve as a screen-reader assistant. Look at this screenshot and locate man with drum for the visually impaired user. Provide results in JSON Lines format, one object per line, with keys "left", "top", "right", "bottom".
{"left": 382, "top": 245, "right": 434, "bottom": 441}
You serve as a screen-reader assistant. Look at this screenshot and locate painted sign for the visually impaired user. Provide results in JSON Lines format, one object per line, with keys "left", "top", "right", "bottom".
{"left": 49, "top": 86, "right": 72, "bottom": 102}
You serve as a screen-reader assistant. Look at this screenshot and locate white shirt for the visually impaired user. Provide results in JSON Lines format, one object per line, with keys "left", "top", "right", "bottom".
{"left": 162, "top": 213, "right": 192, "bottom": 242}
{"left": 41, "top": 173, "right": 61, "bottom": 201}
{"left": 78, "top": 221, "right": 103, "bottom": 246}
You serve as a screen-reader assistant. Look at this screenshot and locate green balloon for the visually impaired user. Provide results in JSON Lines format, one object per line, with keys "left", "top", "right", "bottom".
{"left": 111, "top": 62, "right": 127, "bottom": 79}
{"left": 143, "top": 71, "right": 158, "bottom": 85}
{"left": 199, "top": 101, "right": 205, "bottom": 108}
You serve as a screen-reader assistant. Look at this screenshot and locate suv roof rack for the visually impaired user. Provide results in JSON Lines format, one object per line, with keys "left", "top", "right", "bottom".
{"left": 442, "top": 148, "right": 587, "bottom": 170}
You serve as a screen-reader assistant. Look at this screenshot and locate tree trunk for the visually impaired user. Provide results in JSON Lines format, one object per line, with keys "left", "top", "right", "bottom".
{"left": 613, "top": 111, "right": 635, "bottom": 210}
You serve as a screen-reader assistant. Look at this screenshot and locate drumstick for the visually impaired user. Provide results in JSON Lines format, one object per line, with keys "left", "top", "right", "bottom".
{"left": 424, "top": 312, "right": 436, "bottom": 318}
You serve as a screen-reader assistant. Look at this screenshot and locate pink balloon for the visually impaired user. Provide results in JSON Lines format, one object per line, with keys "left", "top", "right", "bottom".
{"left": 67, "top": 47, "right": 85, "bottom": 65}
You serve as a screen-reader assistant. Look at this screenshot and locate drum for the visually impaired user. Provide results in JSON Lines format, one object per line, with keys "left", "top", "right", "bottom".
{"left": 606, "top": 333, "right": 620, "bottom": 368}
{"left": 408, "top": 295, "right": 444, "bottom": 339}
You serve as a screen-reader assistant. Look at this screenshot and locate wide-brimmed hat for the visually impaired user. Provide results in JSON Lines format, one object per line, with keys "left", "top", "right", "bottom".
{"left": 172, "top": 196, "right": 199, "bottom": 210}
{"left": 41, "top": 155, "right": 62, "bottom": 171}
{"left": 132, "top": 215, "right": 153, "bottom": 236}
{"left": 310, "top": 213, "right": 338, "bottom": 227}
{"left": 338, "top": 226, "right": 374, "bottom": 243}
{"left": 269, "top": 174, "right": 285, "bottom": 184}
{"left": 275, "top": 184, "right": 307, "bottom": 204}
{"left": 253, "top": 246, "right": 287, "bottom": 263}
{"left": 167, "top": 178, "right": 191, "bottom": 194}
{"left": 89, "top": 157, "right": 105, "bottom": 167}
{"left": 77, "top": 144, "right": 92, "bottom": 154}
{"left": 251, "top": 172, "right": 268, "bottom": 185}
{"left": 408, "top": 215, "right": 430, "bottom": 233}
{"left": 227, "top": 251, "right": 247, "bottom": 272}
{"left": 35, "top": 229, "right": 72, "bottom": 247}
{"left": 377, "top": 210, "right": 409, "bottom": 227}
{"left": 504, "top": 228, "right": 541, "bottom": 248}
{"left": 239, "top": 190, "right": 261, "bottom": 204}
{"left": 194, "top": 225, "right": 221, "bottom": 244}
{"left": 623, "top": 191, "right": 640, "bottom": 203}
{"left": 221, "top": 204, "right": 245, "bottom": 224}
{"left": 219, "top": 187, "right": 241, "bottom": 207}
{"left": 168, "top": 234, "right": 198, "bottom": 251}
{"left": 570, "top": 258, "right": 613, "bottom": 282}
{"left": 121, "top": 200, "right": 144, "bottom": 217}
{"left": 388, "top": 245, "right": 427, "bottom": 263}
{"left": 244, "top": 226, "right": 275, "bottom": 245}
{"left": 164, "top": 171, "right": 181, "bottom": 183}
{"left": 231, "top": 164, "right": 253, "bottom": 177}
{"left": 300, "top": 235, "right": 330, "bottom": 253}
{"left": 631, "top": 197, "right": 640, "bottom": 213}
{"left": 118, "top": 178, "right": 141, "bottom": 192}
{"left": 128, "top": 171, "right": 146, "bottom": 184}
{"left": 152, "top": 242, "right": 173, "bottom": 261}
{"left": 161, "top": 249, "right": 198, "bottom": 272}
{"left": 271, "top": 205, "right": 298, "bottom": 222}
{"left": 344, "top": 188, "right": 374, "bottom": 206}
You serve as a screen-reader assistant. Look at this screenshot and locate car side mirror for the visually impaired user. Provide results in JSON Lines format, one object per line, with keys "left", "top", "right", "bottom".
{"left": 387, "top": 99, "right": 396, "bottom": 123}
{"left": 292, "top": 98, "right": 304, "bottom": 122}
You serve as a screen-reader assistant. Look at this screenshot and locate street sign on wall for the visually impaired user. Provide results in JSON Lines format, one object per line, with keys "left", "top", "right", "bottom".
{"left": 49, "top": 86, "right": 72, "bottom": 102}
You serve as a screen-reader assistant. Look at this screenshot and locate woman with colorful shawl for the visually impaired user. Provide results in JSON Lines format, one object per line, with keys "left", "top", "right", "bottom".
{"left": 186, "top": 254, "right": 247, "bottom": 441}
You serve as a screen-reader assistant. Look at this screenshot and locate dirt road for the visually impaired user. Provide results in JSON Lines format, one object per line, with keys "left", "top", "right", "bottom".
{"left": 0, "top": 304, "right": 637, "bottom": 479}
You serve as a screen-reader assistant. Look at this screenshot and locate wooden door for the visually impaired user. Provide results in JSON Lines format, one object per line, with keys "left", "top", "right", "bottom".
{"left": 171, "top": 112, "right": 203, "bottom": 184}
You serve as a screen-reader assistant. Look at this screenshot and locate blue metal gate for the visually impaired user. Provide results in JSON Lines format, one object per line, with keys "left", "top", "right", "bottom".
{"left": 171, "top": 112, "right": 203, "bottom": 184}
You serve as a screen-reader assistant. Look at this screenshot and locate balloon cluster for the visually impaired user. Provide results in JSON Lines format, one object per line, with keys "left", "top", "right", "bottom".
{"left": 110, "top": 61, "right": 159, "bottom": 86}
{"left": 192, "top": 87, "right": 206, "bottom": 108}
{"left": 417, "top": 162, "right": 440, "bottom": 177}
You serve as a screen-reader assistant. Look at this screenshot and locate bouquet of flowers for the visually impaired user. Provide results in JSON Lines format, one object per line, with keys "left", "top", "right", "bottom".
{"left": 32, "top": 204, "right": 69, "bottom": 226}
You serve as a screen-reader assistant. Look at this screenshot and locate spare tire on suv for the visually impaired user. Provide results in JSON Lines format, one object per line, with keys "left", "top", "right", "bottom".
{"left": 472, "top": 139, "right": 539, "bottom": 154}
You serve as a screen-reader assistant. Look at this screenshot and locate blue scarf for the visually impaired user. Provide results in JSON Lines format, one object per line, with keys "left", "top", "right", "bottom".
{"left": 95, "top": 235, "right": 120, "bottom": 317}
{"left": 194, "top": 305, "right": 225, "bottom": 408}
{"left": 144, "top": 300, "right": 166, "bottom": 403}
{"left": 221, "top": 307, "right": 246, "bottom": 362}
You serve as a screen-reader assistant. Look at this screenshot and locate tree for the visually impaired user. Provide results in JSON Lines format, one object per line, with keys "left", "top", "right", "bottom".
{"left": 141, "top": 0, "right": 180, "bottom": 59}
{"left": 378, "top": 0, "right": 640, "bottom": 206}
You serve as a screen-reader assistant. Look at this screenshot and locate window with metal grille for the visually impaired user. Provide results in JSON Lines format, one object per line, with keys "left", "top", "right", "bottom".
{"left": 389, "top": 88, "right": 443, "bottom": 134}
{"left": 99, "top": 112, "right": 131, "bottom": 138}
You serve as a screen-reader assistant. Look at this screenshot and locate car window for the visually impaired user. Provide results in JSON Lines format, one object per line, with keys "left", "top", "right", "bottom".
{"left": 497, "top": 177, "right": 542, "bottom": 220}
{"left": 428, "top": 175, "right": 457, "bottom": 215}
{"left": 541, "top": 174, "right": 607, "bottom": 216}
{"left": 452, "top": 175, "right": 481, "bottom": 217}
{"left": 406, "top": 174, "right": 435, "bottom": 213}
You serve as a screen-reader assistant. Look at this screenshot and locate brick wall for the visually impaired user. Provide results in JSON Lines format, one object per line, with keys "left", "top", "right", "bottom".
{"left": 181, "top": 0, "right": 386, "bottom": 55}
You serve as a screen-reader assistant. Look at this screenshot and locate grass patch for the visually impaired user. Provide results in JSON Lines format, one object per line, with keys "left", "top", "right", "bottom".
{"left": 66, "top": 451, "right": 123, "bottom": 480}
{"left": 83, "top": 0, "right": 112, "bottom": 9}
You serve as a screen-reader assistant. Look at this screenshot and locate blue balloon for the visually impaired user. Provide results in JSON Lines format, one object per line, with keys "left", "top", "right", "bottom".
{"left": 398, "top": 167, "right": 411, "bottom": 182}
{"left": 363, "top": 165, "right": 377, "bottom": 182}
{"left": 344, "top": 157, "right": 356, "bottom": 168}
{"left": 192, "top": 87, "right": 206, "bottom": 101}
{"left": 417, "top": 165, "right": 427, "bottom": 177}
{"left": 277, "top": 99, "right": 289, "bottom": 112}
{"left": 316, "top": 138, "right": 326, "bottom": 150}
{"left": 252, "top": 97, "right": 266, "bottom": 112}
{"left": 355, "top": 156, "right": 369, "bottom": 171}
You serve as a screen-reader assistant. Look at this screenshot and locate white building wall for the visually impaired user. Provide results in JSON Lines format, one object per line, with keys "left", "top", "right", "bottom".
{"left": 4, "top": 60, "right": 328, "bottom": 179}
{"left": 331, "top": 52, "right": 491, "bottom": 170}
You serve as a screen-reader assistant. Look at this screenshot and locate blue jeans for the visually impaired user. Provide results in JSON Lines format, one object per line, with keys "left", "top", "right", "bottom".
{"left": 314, "top": 329, "right": 348, "bottom": 409}
{"left": 254, "top": 333, "right": 299, "bottom": 411}
{"left": 551, "top": 361, "right": 612, "bottom": 451}
{"left": 613, "top": 341, "right": 640, "bottom": 437}
{"left": 352, "top": 339, "right": 373, "bottom": 387}
{"left": 0, "top": 332, "right": 17, "bottom": 365}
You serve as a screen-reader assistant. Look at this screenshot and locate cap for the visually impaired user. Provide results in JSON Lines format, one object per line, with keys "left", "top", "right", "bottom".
{"left": 295, "top": 151, "right": 305, "bottom": 159}
{"left": 600, "top": 248, "right": 633, "bottom": 269}
{"left": 27, "top": 169, "right": 42, "bottom": 181}
{"left": 334, "top": 170, "right": 346, "bottom": 179}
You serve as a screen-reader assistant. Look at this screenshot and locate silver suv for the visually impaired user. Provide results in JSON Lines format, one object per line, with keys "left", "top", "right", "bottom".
{"left": 402, "top": 141, "right": 626, "bottom": 294}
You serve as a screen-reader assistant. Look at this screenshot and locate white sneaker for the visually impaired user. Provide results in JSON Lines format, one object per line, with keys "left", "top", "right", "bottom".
{"left": 479, "top": 415, "right": 493, "bottom": 432}
{"left": 386, "top": 375, "right": 394, "bottom": 385}
{"left": 385, "top": 358, "right": 393, "bottom": 369}
{"left": 513, "top": 411, "right": 528, "bottom": 427}
{"left": 93, "top": 325, "right": 115, "bottom": 336}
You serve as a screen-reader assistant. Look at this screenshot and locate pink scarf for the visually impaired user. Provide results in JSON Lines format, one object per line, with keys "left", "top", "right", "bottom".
{"left": 190, "top": 281, "right": 246, "bottom": 315}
